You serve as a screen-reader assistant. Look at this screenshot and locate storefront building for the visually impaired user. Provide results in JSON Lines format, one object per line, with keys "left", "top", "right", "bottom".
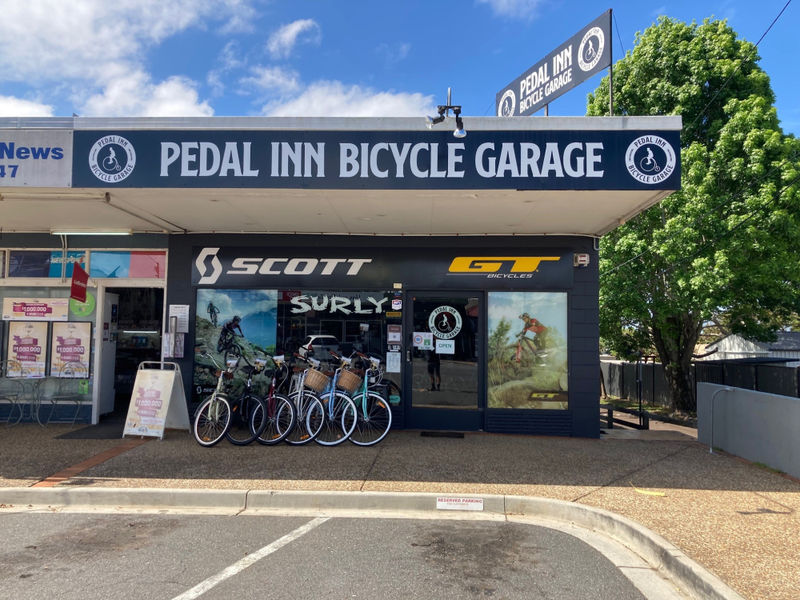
{"left": 0, "top": 116, "right": 680, "bottom": 436}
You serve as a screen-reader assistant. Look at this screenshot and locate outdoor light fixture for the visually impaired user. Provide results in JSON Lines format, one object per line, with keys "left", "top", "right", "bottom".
{"left": 50, "top": 228, "right": 133, "bottom": 236}
{"left": 425, "top": 88, "right": 467, "bottom": 138}
{"left": 426, "top": 105, "right": 467, "bottom": 138}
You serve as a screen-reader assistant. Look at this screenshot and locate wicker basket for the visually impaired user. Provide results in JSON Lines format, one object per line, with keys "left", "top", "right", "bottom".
{"left": 336, "top": 369, "right": 363, "bottom": 394}
{"left": 304, "top": 368, "right": 330, "bottom": 393}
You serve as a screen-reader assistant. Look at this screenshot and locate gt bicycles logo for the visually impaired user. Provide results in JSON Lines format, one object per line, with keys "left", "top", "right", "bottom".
{"left": 429, "top": 306, "right": 463, "bottom": 340}
{"left": 497, "top": 89, "right": 516, "bottom": 117}
{"left": 195, "top": 247, "right": 224, "bottom": 285}
{"left": 88, "top": 135, "right": 136, "bottom": 183}
{"left": 578, "top": 26, "right": 605, "bottom": 72}
{"left": 194, "top": 247, "right": 373, "bottom": 285}
{"left": 448, "top": 256, "right": 561, "bottom": 279}
{"left": 625, "top": 135, "right": 677, "bottom": 185}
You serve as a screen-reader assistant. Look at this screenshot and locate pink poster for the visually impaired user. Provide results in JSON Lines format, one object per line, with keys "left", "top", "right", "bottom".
{"left": 7, "top": 321, "right": 48, "bottom": 378}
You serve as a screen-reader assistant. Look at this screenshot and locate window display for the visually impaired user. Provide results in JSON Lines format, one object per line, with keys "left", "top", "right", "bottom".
{"left": 487, "top": 292, "right": 568, "bottom": 409}
{"left": 192, "top": 288, "right": 401, "bottom": 403}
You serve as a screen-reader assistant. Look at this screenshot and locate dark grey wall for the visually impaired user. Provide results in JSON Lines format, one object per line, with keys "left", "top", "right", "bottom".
{"left": 166, "top": 234, "right": 600, "bottom": 437}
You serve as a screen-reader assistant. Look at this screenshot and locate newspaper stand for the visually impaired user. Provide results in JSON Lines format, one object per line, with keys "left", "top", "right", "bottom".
{"left": 123, "top": 361, "right": 190, "bottom": 440}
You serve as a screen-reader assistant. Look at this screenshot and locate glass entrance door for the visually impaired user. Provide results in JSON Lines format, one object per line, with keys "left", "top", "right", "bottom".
{"left": 406, "top": 293, "right": 482, "bottom": 430}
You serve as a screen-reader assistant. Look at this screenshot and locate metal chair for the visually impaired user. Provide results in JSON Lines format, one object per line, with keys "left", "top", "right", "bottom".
{"left": 39, "top": 362, "right": 91, "bottom": 424}
{"left": 0, "top": 360, "right": 24, "bottom": 425}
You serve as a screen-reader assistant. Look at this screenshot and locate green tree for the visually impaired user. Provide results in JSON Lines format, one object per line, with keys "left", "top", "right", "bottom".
{"left": 587, "top": 17, "right": 800, "bottom": 411}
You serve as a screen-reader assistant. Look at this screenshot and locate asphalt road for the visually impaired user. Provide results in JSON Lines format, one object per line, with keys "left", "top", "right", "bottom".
{"left": 0, "top": 513, "right": 649, "bottom": 600}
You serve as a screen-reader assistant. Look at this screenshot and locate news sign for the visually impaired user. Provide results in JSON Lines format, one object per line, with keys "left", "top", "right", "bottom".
{"left": 496, "top": 10, "right": 612, "bottom": 117}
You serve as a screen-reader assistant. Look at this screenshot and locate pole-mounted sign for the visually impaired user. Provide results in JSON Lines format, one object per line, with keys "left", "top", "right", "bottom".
{"left": 496, "top": 10, "right": 612, "bottom": 117}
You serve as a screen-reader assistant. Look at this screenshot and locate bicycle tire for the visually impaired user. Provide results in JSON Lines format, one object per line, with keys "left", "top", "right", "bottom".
{"left": 225, "top": 393, "right": 267, "bottom": 446}
{"left": 349, "top": 391, "right": 392, "bottom": 446}
{"left": 252, "top": 393, "right": 297, "bottom": 445}
{"left": 314, "top": 391, "right": 357, "bottom": 446}
{"left": 193, "top": 395, "right": 232, "bottom": 447}
{"left": 285, "top": 391, "right": 324, "bottom": 445}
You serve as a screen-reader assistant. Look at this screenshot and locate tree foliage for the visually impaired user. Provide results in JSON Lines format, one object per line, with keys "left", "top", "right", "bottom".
{"left": 587, "top": 17, "right": 800, "bottom": 410}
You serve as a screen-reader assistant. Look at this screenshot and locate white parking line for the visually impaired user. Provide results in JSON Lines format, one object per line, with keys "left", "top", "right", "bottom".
{"left": 171, "top": 517, "right": 329, "bottom": 600}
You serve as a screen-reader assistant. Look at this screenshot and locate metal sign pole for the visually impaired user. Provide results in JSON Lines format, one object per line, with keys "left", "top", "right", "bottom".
{"left": 609, "top": 9, "right": 614, "bottom": 116}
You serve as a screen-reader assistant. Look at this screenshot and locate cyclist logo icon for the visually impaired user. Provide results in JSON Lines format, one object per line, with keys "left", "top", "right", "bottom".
{"left": 428, "top": 305, "right": 463, "bottom": 340}
{"left": 497, "top": 89, "right": 516, "bottom": 117}
{"left": 625, "top": 135, "right": 677, "bottom": 185}
{"left": 102, "top": 147, "right": 122, "bottom": 172}
{"left": 578, "top": 26, "right": 605, "bottom": 72}
{"left": 638, "top": 147, "right": 661, "bottom": 173}
{"left": 88, "top": 135, "right": 136, "bottom": 183}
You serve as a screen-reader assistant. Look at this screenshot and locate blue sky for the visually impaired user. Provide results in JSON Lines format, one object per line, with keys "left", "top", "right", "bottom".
{"left": 0, "top": 0, "right": 796, "bottom": 134}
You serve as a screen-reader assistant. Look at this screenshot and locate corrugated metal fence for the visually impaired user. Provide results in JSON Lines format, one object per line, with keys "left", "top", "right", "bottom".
{"left": 600, "top": 360, "right": 800, "bottom": 412}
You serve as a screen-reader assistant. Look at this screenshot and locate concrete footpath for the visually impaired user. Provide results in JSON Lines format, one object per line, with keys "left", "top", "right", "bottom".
{"left": 1, "top": 421, "right": 798, "bottom": 600}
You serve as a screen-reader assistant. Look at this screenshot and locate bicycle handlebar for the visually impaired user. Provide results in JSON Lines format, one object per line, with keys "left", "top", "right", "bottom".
{"left": 294, "top": 352, "right": 321, "bottom": 369}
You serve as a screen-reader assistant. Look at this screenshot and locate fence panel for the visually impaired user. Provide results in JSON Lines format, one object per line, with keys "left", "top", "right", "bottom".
{"left": 724, "top": 364, "right": 756, "bottom": 390}
{"left": 756, "top": 365, "right": 798, "bottom": 397}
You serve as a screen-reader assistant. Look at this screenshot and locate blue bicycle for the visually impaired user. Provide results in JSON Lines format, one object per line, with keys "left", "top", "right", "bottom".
{"left": 331, "top": 351, "right": 393, "bottom": 446}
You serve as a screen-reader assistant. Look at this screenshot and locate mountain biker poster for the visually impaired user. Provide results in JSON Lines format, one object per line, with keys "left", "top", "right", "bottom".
{"left": 193, "top": 289, "right": 277, "bottom": 400}
{"left": 487, "top": 292, "right": 568, "bottom": 410}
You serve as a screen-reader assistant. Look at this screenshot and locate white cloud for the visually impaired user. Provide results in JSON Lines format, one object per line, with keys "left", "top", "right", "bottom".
{"left": 267, "top": 19, "right": 321, "bottom": 59}
{"left": 240, "top": 66, "right": 301, "bottom": 95}
{"left": 377, "top": 42, "right": 411, "bottom": 65}
{"left": 81, "top": 71, "right": 213, "bottom": 117}
{"left": 263, "top": 81, "right": 435, "bottom": 117}
{"left": 0, "top": 0, "right": 258, "bottom": 84}
{"left": 476, "top": 0, "right": 544, "bottom": 19}
{"left": 0, "top": 96, "right": 54, "bottom": 117}
{"left": 207, "top": 41, "right": 246, "bottom": 96}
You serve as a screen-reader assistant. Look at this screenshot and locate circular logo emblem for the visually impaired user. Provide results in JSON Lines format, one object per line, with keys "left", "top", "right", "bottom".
{"left": 498, "top": 89, "right": 516, "bottom": 117}
{"left": 625, "top": 136, "right": 677, "bottom": 185}
{"left": 428, "top": 306, "right": 463, "bottom": 340}
{"left": 88, "top": 135, "right": 136, "bottom": 183}
{"left": 69, "top": 291, "right": 96, "bottom": 317}
{"left": 578, "top": 26, "right": 605, "bottom": 72}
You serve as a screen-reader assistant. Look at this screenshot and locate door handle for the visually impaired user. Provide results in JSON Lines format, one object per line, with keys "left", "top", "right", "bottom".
{"left": 406, "top": 350, "right": 411, "bottom": 362}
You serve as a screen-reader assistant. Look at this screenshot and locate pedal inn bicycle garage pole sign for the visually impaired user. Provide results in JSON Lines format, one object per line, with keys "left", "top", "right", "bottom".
{"left": 496, "top": 10, "right": 612, "bottom": 117}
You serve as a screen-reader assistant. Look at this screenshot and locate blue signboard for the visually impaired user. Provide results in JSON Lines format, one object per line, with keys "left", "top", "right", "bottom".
{"left": 72, "top": 129, "right": 679, "bottom": 191}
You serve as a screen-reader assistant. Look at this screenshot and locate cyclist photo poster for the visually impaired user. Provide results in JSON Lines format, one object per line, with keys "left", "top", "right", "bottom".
{"left": 193, "top": 289, "right": 277, "bottom": 401}
{"left": 487, "top": 292, "right": 568, "bottom": 410}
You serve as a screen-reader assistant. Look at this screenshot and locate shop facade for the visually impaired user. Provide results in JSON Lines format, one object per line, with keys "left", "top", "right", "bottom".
{"left": 0, "top": 116, "right": 681, "bottom": 436}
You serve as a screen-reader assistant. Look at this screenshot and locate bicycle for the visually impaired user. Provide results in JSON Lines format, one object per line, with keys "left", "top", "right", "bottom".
{"left": 311, "top": 354, "right": 358, "bottom": 447}
{"left": 192, "top": 351, "right": 237, "bottom": 447}
{"left": 249, "top": 352, "right": 297, "bottom": 445}
{"left": 223, "top": 351, "right": 270, "bottom": 446}
{"left": 335, "top": 352, "right": 392, "bottom": 446}
{"left": 283, "top": 355, "right": 325, "bottom": 445}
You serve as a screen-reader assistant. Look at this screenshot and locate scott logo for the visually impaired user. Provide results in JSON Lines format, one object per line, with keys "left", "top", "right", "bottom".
{"left": 448, "top": 256, "right": 560, "bottom": 277}
{"left": 196, "top": 247, "right": 223, "bottom": 284}
{"left": 194, "top": 247, "right": 373, "bottom": 285}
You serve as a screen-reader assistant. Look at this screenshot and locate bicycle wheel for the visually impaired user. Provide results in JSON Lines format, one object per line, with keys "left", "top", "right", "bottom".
{"left": 314, "top": 391, "right": 357, "bottom": 446}
{"left": 349, "top": 391, "right": 393, "bottom": 446}
{"left": 225, "top": 394, "right": 266, "bottom": 446}
{"left": 285, "top": 391, "right": 324, "bottom": 445}
{"left": 193, "top": 395, "right": 231, "bottom": 447}
{"left": 252, "top": 393, "right": 297, "bottom": 445}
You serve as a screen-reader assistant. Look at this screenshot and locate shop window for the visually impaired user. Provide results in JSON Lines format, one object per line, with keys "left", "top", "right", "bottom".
{"left": 487, "top": 292, "right": 568, "bottom": 410}
{"left": 89, "top": 251, "right": 165, "bottom": 278}
{"left": 7, "top": 250, "right": 86, "bottom": 278}
{"left": 192, "top": 288, "right": 402, "bottom": 403}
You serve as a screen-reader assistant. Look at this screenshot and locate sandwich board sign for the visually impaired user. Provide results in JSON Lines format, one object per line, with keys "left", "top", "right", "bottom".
{"left": 123, "top": 362, "right": 190, "bottom": 439}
